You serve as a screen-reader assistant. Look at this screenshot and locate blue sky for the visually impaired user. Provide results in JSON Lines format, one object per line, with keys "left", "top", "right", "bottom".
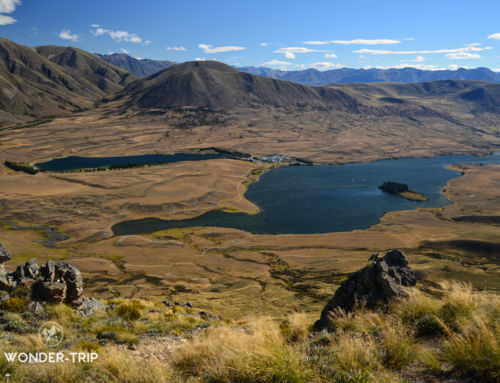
{"left": 2, "top": 0, "right": 500, "bottom": 71}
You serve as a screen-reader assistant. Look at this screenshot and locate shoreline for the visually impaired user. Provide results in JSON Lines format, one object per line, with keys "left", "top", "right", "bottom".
{"left": 109, "top": 157, "right": 494, "bottom": 237}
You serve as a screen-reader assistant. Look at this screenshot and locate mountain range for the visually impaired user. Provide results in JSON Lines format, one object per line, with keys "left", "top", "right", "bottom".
{"left": 0, "top": 36, "right": 498, "bottom": 167}
{"left": 96, "top": 53, "right": 175, "bottom": 77}
{"left": 95, "top": 52, "right": 500, "bottom": 85}
{"left": 238, "top": 66, "right": 500, "bottom": 86}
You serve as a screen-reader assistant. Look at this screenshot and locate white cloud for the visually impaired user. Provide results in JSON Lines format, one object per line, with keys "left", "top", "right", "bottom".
{"left": 333, "top": 39, "right": 400, "bottom": 45}
{"left": 488, "top": 33, "right": 500, "bottom": 40}
{"left": 0, "top": 0, "right": 20, "bottom": 13}
{"left": 0, "top": 14, "right": 15, "bottom": 24}
{"left": 166, "top": 46, "right": 186, "bottom": 51}
{"left": 91, "top": 24, "right": 101, "bottom": 28}
{"left": 198, "top": 43, "right": 245, "bottom": 53}
{"left": 0, "top": 0, "right": 19, "bottom": 25}
{"left": 492, "top": 68, "right": 500, "bottom": 72}
{"left": 465, "top": 43, "right": 481, "bottom": 47}
{"left": 91, "top": 27, "right": 145, "bottom": 44}
{"left": 273, "top": 46, "right": 324, "bottom": 59}
{"left": 310, "top": 62, "right": 345, "bottom": 70}
{"left": 195, "top": 57, "right": 207, "bottom": 61}
{"left": 260, "top": 42, "right": 268, "bottom": 47}
{"left": 120, "top": 48, "right": 129, "bottom": 54}
{"left": 304, "top": 39, "right": 400, "bottom": 45}
{"left": 446, "top": 52, "right": 481, "bottom": 59}
{"left": 404, "top": 37, "right": 416, "bottom": 41}
{"left": 448, "top": 64, "right": 459, "bottom": 70}
{"left": 355, "top": 46, "right": 491, "bottom": 55}
{"left": 324, "top": 53, "right": 337, "bottom": 58}
{"left": 303, "top": 41, "right": 330, "bottom": 45}
{"left": 58, "top": 29, "right": 78, "bottom": 42}
{"left": 401, "top": 55, "right": 425, "bottom": 63}
{"left": 261, "top": 59, "right": 292, "bottom": 67}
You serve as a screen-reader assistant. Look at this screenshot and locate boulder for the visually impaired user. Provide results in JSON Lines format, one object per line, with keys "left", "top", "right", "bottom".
{"left": 315, "top": 249, "right": 416, "bottom": 331}
{"left": 40, "top": 260, "right": 56, "bottom": 282}
{"left": 55, "top": 262, "right": 84, "bottom": 306}
{"left": 0, "top": 261, "right": 9, "bottom": 290}
{"left": 23, "top": 258, "right": 39, "bottom": 279}
{"left": 27, "top": 301, "right": 44, "bottom": 315}
{"left": 0, "top": 242, "right": 10, "bottom": 263}
{"left": 0, "top": 245, "right": 86, "bottom": 307}
{"left": 78, "top": 297, "right": 108, "bottom": 316}
{"left": 32, "top": 280, "right": 67, "bottom": 303}
{"left": 0, "top": 272, "right": 10, "bottom": 290}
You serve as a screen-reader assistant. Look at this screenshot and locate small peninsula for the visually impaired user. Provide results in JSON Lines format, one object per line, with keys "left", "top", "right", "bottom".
{"left": 378, "top": 181, "right": 428, "bottom": 202}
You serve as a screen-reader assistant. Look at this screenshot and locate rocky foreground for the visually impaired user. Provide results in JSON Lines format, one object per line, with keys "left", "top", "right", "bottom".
{"left": 0, "top": 243, "right": 498, "bottom": 382}
{"left": 315, "top": 249, "right": 417, "bottom": 330}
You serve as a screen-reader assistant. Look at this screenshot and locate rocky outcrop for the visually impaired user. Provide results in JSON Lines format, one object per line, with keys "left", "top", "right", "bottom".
{"left": 315, "top": 249, "right": 416, "bottom": 331}
{"left": 78, "top": 297, "right": 108, "bottom": 316}
{"left": 0, "top": 242, "right": 84, "bottom": 306}
{"left": 0, "top": 243, "right": 11, "bottom": 290}
{"left": 0, "top": 243, "right": 10, "bottom": 263}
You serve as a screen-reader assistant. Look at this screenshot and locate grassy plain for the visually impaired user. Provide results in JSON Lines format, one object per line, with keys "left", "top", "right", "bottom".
{"left": 0, "top": 156, "right": 498, "bottom": 319}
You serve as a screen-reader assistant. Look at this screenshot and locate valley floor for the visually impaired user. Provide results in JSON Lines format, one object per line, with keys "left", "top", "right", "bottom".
{"left": 0, "top": 154, "right": 498, "bottom": 319}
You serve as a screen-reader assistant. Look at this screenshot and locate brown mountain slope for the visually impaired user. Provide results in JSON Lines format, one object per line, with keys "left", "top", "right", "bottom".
{"left": 0, "top": 38, "right": 136, "bottom": 125}
{"left": 117, "top": 61, "right": 500, "bottom": 122}
{"left": 35, "top": 46, "right": 136, "bottom": 93}
{"left": 117, "top": 61, "right": 362, "bottom": 110}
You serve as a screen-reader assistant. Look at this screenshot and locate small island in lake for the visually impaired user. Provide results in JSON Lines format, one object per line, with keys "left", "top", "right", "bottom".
{"left": 378, "top": 181, "right": 428, "bottom": 202}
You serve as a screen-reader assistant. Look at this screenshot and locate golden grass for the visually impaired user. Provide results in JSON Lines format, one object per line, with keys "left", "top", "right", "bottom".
{"left": 2, "top": 283, "right": 500, "bottom": 382}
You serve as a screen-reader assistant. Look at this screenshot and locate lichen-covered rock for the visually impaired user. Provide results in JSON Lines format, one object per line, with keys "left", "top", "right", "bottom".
{"left": 315, "top": 249, "right": 416, "bottom": 331}
{"left": 23, "top": 258, "right": 39, "bottom": 280}
{"left": 0, "top": 245, "right": 86, "bottom": 307}
{"left": 78, "top": 297, "right": 108, "bottom": 316}
{"left": 0, "top": 242, "right": 10, "bottom": 263}
{"left": 55, "top": 261, "right": 84, "bottom": 306}
{"left": 40, "top": 260, "right": 56, "bottom": 282}
{"left": 0, "top": 262, "right": 9, "bottom": 290}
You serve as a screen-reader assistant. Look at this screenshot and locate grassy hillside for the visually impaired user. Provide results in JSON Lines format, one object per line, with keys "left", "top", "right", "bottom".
{"left": 117, "top": 60, "right": 362, "bottom": 110}
{"left": 1, "top": 282, "right": 498, "bottom": 382}
{"left": 35, "top": 46, "right": 136, "bottom": 93}
{"left": 0, "top": 39, "right": 136, "bottom": 125}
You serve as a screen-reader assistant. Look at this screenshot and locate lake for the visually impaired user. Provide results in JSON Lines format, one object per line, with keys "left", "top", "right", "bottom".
{"left": 109, "top": 152, "right": 499, "bottom": 235}
{"left": 35, "top": 153, "right": 231, "bottom": 172}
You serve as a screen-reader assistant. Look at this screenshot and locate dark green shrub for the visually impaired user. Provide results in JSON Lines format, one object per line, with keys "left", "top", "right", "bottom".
{"left": 335, "top": 369, "right": 373, "bottom": 383}
{"left": 4, "top": 161, "right": 38, "bottom": 174}
{"left": 97, "top": 330, "right": 118, "bottom": 341}
{"left": 415, "top": 314, "right": 447, "bottom": 338}
{"left": 1, "top": 297, "right": 26, "bottom": 313}
{"left": 4, "top": 316, "right": 35, "bottom": 334}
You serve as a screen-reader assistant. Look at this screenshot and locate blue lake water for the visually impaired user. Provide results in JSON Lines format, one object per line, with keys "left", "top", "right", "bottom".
{"left": 35, "top": 153, "right": 230, "bottom": 172}
{"left": 108, "top": 152, "right": 500, "bottom": 235}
